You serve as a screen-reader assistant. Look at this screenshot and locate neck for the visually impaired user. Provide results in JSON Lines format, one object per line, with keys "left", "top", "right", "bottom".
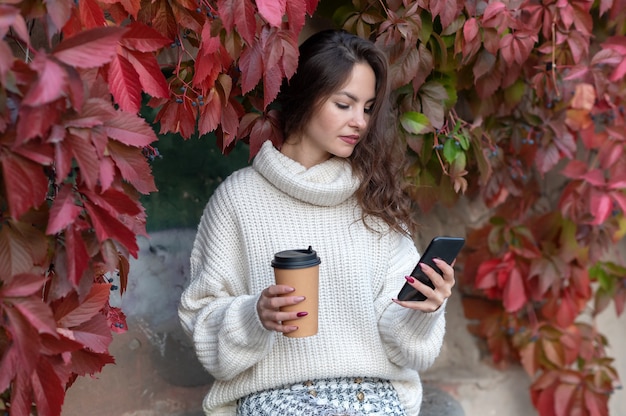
{"left": 280, "top": 138, "right": 331, "bottom": 169}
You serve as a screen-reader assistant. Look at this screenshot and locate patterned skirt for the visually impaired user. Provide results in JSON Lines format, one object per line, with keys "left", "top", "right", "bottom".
{"left": 236, "top": 377, "right": 406, "bottom": 416}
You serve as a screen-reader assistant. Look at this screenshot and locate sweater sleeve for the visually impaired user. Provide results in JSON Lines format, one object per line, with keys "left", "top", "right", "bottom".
{"left": 375, "top": 233, "right": 447, "bottom": 371}
{"left": 178, "top": 183, "right": 276, "bottom": 381}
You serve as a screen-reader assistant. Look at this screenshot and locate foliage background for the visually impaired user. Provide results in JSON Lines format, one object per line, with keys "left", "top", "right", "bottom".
{"left": 1, "top": 0, "right": 626, "bottom": 415}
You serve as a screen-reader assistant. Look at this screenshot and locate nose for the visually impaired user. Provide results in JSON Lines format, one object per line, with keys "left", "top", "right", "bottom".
{"left": 350, "top": 110, "right": 367, "bottom": 130}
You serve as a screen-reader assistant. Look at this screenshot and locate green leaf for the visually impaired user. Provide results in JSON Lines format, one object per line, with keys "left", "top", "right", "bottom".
{"left": 454, "top": 133, "right": 471, "bottom": 150}
{"left": 400, "top": 111, "right": 430, "bottom": 135}
{"left": 443, "top": 138, "right": 461, "bottom": 162}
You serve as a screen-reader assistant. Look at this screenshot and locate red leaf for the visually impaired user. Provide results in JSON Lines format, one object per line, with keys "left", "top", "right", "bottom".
{"left": 268, "top": 28, "right": 299, "bottom": 79}
{"left": 285, "top": 0, "right": 306, "bottom": 33}
{"left": 263, "top": 63, "right": 283, "bottom": 109}
{"left": 482, "top": 1, "right": 509, "bottom": 31}
{"left": 99, "top": 157, "right": 116, "bottom": 191}
{"left": 104, "top": 110, "right": 158, "bottom": 147}
{"left": 0, "top": 221, "right": 48, "bottom": 281}
{"left": 12, "top": 297, "right": 58, "bottom": 337}
{"left": 554, "top": 382, "right": 576, "bottom": 416}
{"left": 67, "top": 131, "right": 101, "bottom": 190}
{"left": 106, "top": 141, "right": 157, "bottom": 195}
{"left": 588, "top": 189, "right": 612, "bottom": 225}
{"left": 535, "top": 141, "right": 560, "bottom": 173}
{"left": 82, "top": 187, "right": 142, "bottom": 217}
{"left": 53, "top": 140, "right": 73, "bottom": 185}
{"left": 111, "top": 0, "right": 141, "bottom": 18}
{"left": 0, "top": 306, "right": 41, "bottom": 392}
{"left": 304, "top": 0, "right": 318, "bottom": 15}
{"left": 64, "top": 97, "right": 114, "bottom": 129}
{"left": 503, "top": 267, "right": 527, "bottom": 312}
{"left": 60, "top": 313, "right": 112, "bottom": 353}
{"left": 69, "top": 349, "right": 115, "bottom": 376}
{"left": 54, "top": 284, "right": 111, "bottom": 328}
{"left": 0, "top": 273, "right": 47, "bottom": 297}
{"left": 53, "top": 26, "right": 128, "bottom": 68}
{"left": 0, "top": 151, "right": 48, "bottom": 219}
{"left": 220, "top": 99, "right": 242, "bottom": 150}
{"left": 31, "top": 357, "right": 65, "bottom": 416}
{"left": 65, "top": 225, "right": 90, "bottom": 286}
{"left": 560, "top": 160, "right": 588, "bottom": 179}
{"left": 107, "top": 53, "right": 142, "bottom": 113}
{"left": 16, "top": 101, "right": 64, "bottom": 144}
{"left": 154, "top": 99, "right": 197, "bottom": 138}
{"left": 120, "top": 21, "right": 171, "bottom": 52}
{"left": 239, "top": 41, "right": 264, "bottom": 94}
{"left": 584, "top": 388, "right": 608, "bottom": 415}
{"left": 198, "top": 89, "right": 223, "bottom": 135}
{"left": 45, "top": 0, "right": 73, "bottom": 33}
{"left": 247, "top": 110, "right": 282, "bottom": 158}
{"left": 83, "top": 200, "right": 140, "bottom": 256}
{"left": 193, "top": 49, "right": 224, "bottom": 88}
{"left": 0, "top": 5, "right": 30, "bottom": 44}
{"left": 429, "top": 0, "right": 459, "bottom": 29}
{"left": 22, "top": 54, "right": 68, "bottom": 107}
{"left": 218, "top": 0, "right": 256, "bottom": 44}
{"left": 11, "top": 140, "right": 54, "bottom": 166}
{"left": 257, "top": 0, "right": 286, "bottom": 27}
{"left": 46, "top": 184, "right": 81, "bottom": 235}
{"left": 78, "top": 0, "right": 107, "bottom": 29}
{"left": 121, "top": 49, "right": 169, "bottom": 98}
{"left": 475, "top": 258, "right": 500, "bottom": 290}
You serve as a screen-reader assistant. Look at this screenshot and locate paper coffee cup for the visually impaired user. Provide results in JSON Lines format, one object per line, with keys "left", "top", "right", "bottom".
{"left": 272, "top": 246, "right": 321, "bottom": 338}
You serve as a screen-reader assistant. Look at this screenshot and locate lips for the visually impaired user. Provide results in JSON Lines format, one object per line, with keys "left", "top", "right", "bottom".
{"left": 339, "top": 135, "right": 359, "bottom": 145}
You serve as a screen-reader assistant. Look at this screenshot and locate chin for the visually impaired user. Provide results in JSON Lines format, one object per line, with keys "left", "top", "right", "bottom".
{"left": 331, "top": 145, "right": 357, "bottom": 159}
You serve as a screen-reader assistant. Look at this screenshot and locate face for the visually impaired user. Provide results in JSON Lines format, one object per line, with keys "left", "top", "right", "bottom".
{"left": 281, "top": 62, "right": 376, "bottom": 168}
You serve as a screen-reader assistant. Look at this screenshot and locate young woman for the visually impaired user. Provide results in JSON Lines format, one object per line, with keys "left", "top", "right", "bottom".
{"left": 178, "top": 30, "right": 455, "bottom": 415}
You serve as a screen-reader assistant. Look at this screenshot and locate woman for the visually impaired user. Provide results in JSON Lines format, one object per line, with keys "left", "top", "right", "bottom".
{"left": 178, "top": 30, "right": 455, "bottom": 415}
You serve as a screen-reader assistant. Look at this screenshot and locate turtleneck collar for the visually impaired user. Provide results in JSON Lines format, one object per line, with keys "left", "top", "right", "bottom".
{"left": 252, "top": 140, "right": 360, "bottom": 207}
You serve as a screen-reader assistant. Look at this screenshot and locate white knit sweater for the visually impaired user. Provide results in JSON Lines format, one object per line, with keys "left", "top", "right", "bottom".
{"left": 178, "top": 141, "right": 446, "bottom": 415}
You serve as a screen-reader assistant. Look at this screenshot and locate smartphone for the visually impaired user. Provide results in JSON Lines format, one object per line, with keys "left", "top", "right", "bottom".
{"left": 397, "top": 236, "right": 465, "bottom": 302}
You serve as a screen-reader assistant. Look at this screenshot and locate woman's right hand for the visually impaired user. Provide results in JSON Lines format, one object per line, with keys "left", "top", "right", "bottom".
{"left": 256, "top": 285, "right": 307, "bottom": 334}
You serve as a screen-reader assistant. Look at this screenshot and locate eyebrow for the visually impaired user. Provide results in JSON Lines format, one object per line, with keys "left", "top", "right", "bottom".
{"left": 336, "top": 91, "right": 375, "bottom": 104}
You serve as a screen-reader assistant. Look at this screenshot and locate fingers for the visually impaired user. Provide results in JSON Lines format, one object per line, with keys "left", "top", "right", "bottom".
{"left": 395, "top": 258, "right": 456, "bottom": 312}
{"left": 257, "top": 285, "right": 307, "bottom": 333}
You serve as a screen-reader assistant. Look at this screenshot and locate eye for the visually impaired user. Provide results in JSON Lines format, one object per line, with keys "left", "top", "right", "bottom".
{"left": 335, "top": 103, "right": 349, "bottom": 110}
{"left": 364, "top": 106, "right": 372, "bottom": 114}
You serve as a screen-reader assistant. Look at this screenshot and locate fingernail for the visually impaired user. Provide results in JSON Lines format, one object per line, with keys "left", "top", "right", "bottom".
{"left": 295, "top": 296, "right": 305, "bottom": 301}
{"left": 405, "top": 276, "right": 415, "bottom": 283}
{"left": 296, "top": 312, "right": 308, "bottom": 317}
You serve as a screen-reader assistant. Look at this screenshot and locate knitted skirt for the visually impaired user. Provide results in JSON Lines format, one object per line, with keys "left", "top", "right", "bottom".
{"left": 236, "top": 377, "right": 406, "bottom": 416}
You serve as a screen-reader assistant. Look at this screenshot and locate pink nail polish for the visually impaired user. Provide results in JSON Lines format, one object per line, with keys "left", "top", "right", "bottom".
{"left": 297, "top": 312, "right": 308, "bottom": 317}
{"left": 405, "top": 276, "right": 415, "bottom": 284}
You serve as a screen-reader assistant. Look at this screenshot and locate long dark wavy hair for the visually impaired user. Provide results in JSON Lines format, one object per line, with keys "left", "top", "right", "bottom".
{"left": 277, "top": 30, "right": 418, "bottom": 235}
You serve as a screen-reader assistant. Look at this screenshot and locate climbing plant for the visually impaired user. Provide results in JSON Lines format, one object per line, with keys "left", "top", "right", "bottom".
{"left": 1, "top": 0, "right": 625, "bottom": 415}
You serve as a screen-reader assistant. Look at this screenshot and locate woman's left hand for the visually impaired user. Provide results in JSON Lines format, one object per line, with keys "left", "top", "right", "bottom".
{"left": 392, "top": 258, "right": 455, "bottom": 312}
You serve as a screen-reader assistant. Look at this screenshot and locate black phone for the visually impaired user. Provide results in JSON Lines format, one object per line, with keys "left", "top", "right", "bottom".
{"left": 397, "top": 236, "right": 465, "bottom": 301}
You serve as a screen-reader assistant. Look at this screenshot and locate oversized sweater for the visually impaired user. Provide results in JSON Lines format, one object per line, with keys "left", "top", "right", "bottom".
{"left": 178, "top": 140, "right": 447, "bottom": 415}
